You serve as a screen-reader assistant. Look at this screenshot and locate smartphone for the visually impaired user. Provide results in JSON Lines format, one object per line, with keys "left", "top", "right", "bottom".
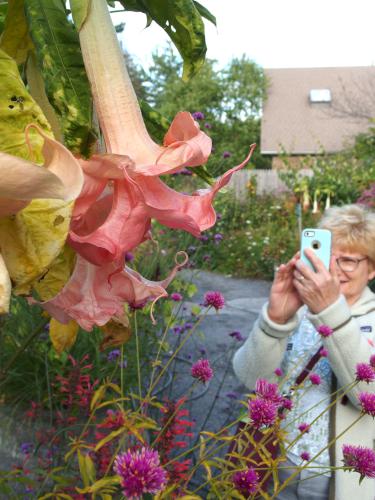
{"left": 300, "top": 228, "right": 332, "bottom": 271}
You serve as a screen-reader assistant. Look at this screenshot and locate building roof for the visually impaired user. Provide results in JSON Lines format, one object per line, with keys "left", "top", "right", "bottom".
{"left": 261, "top": 66, "right": 375, "bottom": 155}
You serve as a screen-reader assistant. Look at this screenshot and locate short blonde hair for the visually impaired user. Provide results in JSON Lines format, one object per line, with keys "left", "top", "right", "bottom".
{"left": 318, "top": 204, "right": 375, "bottom": 266}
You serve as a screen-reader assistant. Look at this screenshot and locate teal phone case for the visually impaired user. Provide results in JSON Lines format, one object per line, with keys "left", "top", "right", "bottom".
{"left": 300, "top": 228, "right": 332, "bottom": 271}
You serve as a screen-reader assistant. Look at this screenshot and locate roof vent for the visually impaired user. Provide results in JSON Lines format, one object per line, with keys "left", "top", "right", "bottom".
{"left": 309, "top": 89, "right": 331, "bottom": 103}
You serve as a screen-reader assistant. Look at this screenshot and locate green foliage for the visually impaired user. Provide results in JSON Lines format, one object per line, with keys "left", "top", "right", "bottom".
{"left": 143, "top": 46, "right": 270, "bottom": 172}
{"left": 118, "top": 0, "right": 215, "bottom": 80}
{"left": 24, "top": 0, "right": 97, "bottom": 156}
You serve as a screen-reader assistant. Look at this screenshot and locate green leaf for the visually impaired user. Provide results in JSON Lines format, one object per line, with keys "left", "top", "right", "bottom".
{"left": 193, "top": 1, "right": 216, "bottom": 26}
{"left": 0, "top": 0, "right": 34, "bottom": 64}
{"left": 118, "top": 0, "right": 208, "bottom": 80}
{"left": 24, "top": 0, "right": 97, "bottom": 155}
{"left": 70, "top": 0, "right": 91, "bottom": 31}
{"left": 0, "top": 4, "right": 8, "bottom": 35}
{"left": 76, "top": 476, "right": 121, "bottom": 495}
{"left": 0, "top": 48, "right": 52, "bottom": 160}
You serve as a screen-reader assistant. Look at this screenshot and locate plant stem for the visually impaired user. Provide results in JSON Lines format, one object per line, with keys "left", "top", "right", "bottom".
{"left": 0, "top": 317, "right": 48, "bottom": 381}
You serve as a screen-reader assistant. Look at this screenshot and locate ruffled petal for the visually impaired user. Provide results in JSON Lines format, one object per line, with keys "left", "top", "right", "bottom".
{"left": 69, "top": 174, "right": 150, "bottom": 266}
{"left": 0, "top": 124, "right": 83, "bottom": 217}
{"left": 41, "top": 255, "right": 185, "bottom": 331}
{"left": 133, "top": 112, "right": 212, "bottom": 176}
{"left": 134, "top": 145, "right": 256, "bottom": 235}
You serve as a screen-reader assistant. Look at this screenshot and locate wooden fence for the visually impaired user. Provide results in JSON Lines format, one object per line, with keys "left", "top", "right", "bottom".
{"left": 227, "top": 169, "right": 313, "bottom": 201}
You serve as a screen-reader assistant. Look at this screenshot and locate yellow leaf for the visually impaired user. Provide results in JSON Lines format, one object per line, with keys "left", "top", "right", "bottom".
{"left": 49, "top": 318, "right": 79, "bottom": 355}
{"left": 94, "top": 428, "right": 126, "bottom": 452}
{"left": 100, "top": 317, "right": 132, "bottom": 351}
{"left": 77, "top": 449, "right": 96, "bottom": 488}
{"left": 33, "top": 245, "right": 76, "bottom": 301}
{"left": 0, "top": 0, "right": 34, "bottom": 64}
{"left": 0, "top": 199, "right": 73, "bottom": 295}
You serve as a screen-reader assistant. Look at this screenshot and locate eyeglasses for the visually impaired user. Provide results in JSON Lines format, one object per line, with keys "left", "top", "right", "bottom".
{"left": 336, "top": 256, "right": 368, "bottom": 273}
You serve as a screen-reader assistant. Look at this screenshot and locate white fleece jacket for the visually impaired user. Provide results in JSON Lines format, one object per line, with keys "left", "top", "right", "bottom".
{"left": 233, "top": 286, "right": 375, "bottom": 500}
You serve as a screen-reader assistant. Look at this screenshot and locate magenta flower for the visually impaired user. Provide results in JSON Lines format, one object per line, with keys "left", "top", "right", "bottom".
{"left": 370, "top": 354, "right": 375, "bottom": 368}
{"left": 229, "top": 331, "right": 245, "bottom": 341}
{"left": 170, "top": 292, "right": 183, "bottom": 302}
{"left": 298, "top": 422, "right": 311, "bottom": 434}
{"left": 203, "top": 291, "right": 225, "bottom": 310}
{"left": 248, "top": 397, "right": 278, "bottom": 428}
{"left": 192, "top": 111, "right": 205, "bottom": 120}
{"left": 342, "top": 444, "right": 375, "bottom": 480}
{"left": 114, "top": 447, "right": 167, "bottom": 499}
{"left": 320, "top": 348, "right": 329, "bottom": 357}
{"left": 356, "top": 363, "right": 375, "bottom": 383}
{"left": 317, "top": 324, "right": 333, "bottom": 337}
{"left": 255, "top": 378, "right": 283, "bottom": 405}
{"left": 232, "top": 467, "right": 259, "bottom": 496}
{"left": 309, "top": 373, "right": 322, "bottom": 385}
{"left": 274, "top": 367, "right": 283, "bottom": 377}
{"left": 282, "top": 397, "right": 293, "bottom": 411}
{"left": 191, "top": 359, "right": 213, "bottom": 383}
{"left": 222, "top": 151, "right": 232, "bottom": 158}
{"left": 358, "top": 392, "right": 375, "bottom": 417}
{"left": 300, "top": 451, "right": 311, "bottom": 461}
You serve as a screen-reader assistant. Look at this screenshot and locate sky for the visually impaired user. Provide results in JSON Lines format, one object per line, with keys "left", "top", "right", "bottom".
{"left": 112, "top": 0, "right": 375, "bottom": 71}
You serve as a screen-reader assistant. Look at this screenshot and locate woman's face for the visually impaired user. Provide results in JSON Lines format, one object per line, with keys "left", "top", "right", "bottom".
{"left": 332, "top": 246, "right": 375, "bottom": 305}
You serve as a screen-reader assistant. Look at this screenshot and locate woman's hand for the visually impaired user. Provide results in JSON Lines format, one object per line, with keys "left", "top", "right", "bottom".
{"left": 293, "top": 248, "right": 341, "bottom": 314}
{"left": 267, "top": 253, "right": 303, "bottom": 324}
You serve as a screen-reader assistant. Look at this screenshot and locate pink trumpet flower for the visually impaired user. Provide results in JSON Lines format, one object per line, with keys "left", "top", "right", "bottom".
{"left": 41, "top": 253, "right": 188, "bottom": 331}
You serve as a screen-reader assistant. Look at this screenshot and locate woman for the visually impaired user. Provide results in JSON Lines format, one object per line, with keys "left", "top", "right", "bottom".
{"left": 233, "top": 204, "right": 375, "bottom": 500}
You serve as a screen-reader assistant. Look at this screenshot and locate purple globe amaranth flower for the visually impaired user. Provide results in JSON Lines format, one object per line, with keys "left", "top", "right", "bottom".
{"left": 20, "top": 442, "right": 33, "bottom": 455}
{"left": 125, "top": 251, "right": 134, "bottom": 262}
{"left": 222, "top": 150, "right": 232, "bottom": 158}
{"left": 356, "top": 363, "right": 375, "bottom": 383}
{"left": 300, "top": 451, "right": 311, "bottom": 461}
{"left": 203, "top": 291, "right": 225, "bottom": 310}
{"left": 358, "top": 392, "right": 375, "bottom": 417}
{"left": 370, "top": 354, "right": 375, "bottom": 368}
{"left": 114, "top": 447, "right": 167, "bottom": 499}
{"left": 255, "top": 378, "right": 283, "bottom": 405}
{"left": 342, "top": 444, "right": 375, "bottom": 480}
{"left": 282, "top": 397, "right": 293, "bottom": 411}
{"left": 274, "top": 367, "right": 283, "bottom": 377}
{"left": 248, "top": 397, "right": 278, "bottom": 428}
{"left": 107, "top": 349, "right": 121, "bottom": 362}
{"left": 199, "top": 234, "right": 209, "bottom": 242}
{"left": 317, "top": 324, "right": 333, "bottom": 337}
{"left": 320, "top": 348, "right": 329, "bottom": 357}
{"left": 309, "top": 373, "right": 322, "bottom": 385}
{"left": 214, "top": 233, "right": 223, "bottom": 243}
{"left": 170, "top": 292, "right": 183, "bottom": 302}
{"left": 191, "top": 359, "right": 213, "bottom": 383}
{"left": 229, "top": 331, "right": 245, "bottom": 342}
{"left": 192, "top": 111, "right": 205, "bottom": 120}
{"left": 232, "top": 467, "right": 259, "bottom": 496}
{"left": 298, "top": 422, "right": 311, "bottom": 434}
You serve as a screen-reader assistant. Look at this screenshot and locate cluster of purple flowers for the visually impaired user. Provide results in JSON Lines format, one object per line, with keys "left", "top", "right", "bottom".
{"left": 229, "top": 331, "right": 245, "bottom": 342}
{"left": 114, "top": 447, "right": 167, "bottom": 499}
{"left": 191, "top": 359, "right": 213, "bottom": 384}
{"left": 358, "top": 392, "right": 375, "bottom": 417}
{"left": 203, "top": 291, "right": 225, "bottom": 310}
{"left": 172, "top": 322, "right": 193, "bottom": 334}
{"left": 356, "top": 362, "right": 375, "bottom": 383}
{"left": 232, "top": 467, "right": 259, "bottom": 496}
{"left": 342, "top": 444, "right": 375, "bottom": 480}
{"left": 317, "top": 324, "right": 333, "bottom": 337}
{"left": 248, "top": 378, "right": 286, "bottom": 428}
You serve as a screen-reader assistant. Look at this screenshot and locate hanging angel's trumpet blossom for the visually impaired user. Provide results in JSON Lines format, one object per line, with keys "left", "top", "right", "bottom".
{"left": 67, "top": 0, "right": 255, "bottom": 267}
{"left": 40, "top": 252, "right": 188, "bottom": 331}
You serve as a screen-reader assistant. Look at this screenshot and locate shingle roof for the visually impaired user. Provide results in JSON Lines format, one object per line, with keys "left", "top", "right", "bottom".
{"left": 261, "top": 66, "right": 375, "bottom": 155}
